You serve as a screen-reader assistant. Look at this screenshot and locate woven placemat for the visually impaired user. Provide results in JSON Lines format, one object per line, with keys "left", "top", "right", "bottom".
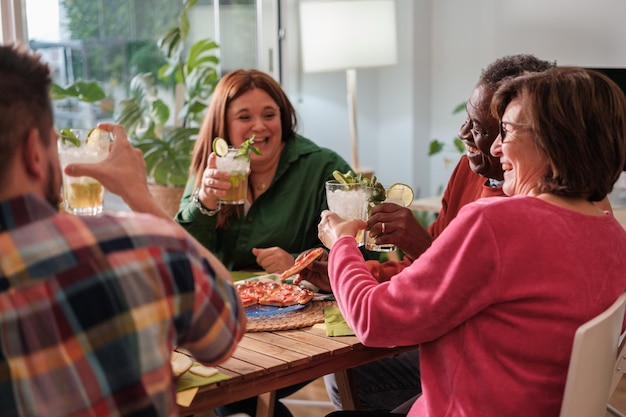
{"left": 246, "top": 300, "right": 336, "bottom": 332}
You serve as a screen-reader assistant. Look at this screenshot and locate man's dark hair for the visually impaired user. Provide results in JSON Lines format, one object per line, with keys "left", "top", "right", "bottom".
{"left": 480, "top": 54, "right": 556, "bottom": 89}
{"left": 0, "top": 44, "right": 53, "bottom": 185}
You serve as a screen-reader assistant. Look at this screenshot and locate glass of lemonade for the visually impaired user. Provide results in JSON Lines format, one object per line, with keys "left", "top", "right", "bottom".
{"left": 58, "top": 128, "right": 110, "bottom": 215}
{"left": 215, "top": 147, "right": 250, "bottom": 205}
{"left": 365, "top": 185, "right": 408, "bottom": 252}
{"left": 325, "top": 180, "right": 371, "bottom": 246}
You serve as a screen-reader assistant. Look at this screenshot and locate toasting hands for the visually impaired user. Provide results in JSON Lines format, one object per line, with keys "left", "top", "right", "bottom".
{"left": 367, "top": 203, "right": 433, "bottom": 259}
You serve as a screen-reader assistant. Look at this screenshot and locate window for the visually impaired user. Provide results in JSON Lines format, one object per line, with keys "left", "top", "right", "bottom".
{"left": 5, "top": 0, "right": 281, "bottom": 128}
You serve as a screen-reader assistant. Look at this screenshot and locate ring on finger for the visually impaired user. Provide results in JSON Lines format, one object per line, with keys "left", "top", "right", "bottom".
{"left": 381, "top": 222, "right": 386, "bottom": 234}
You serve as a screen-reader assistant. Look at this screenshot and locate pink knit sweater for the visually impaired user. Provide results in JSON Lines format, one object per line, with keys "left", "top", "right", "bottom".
{"left": 329, "top": 195, "right": 626, "bottom": 416}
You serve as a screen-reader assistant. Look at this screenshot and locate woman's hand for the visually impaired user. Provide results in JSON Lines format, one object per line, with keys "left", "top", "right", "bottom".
{"left": 196, "top": 153, "right": 232, "bottom": 209}
{"left": 367, "top": 203, "right": 433, "bottom": 258}
{"left": 252, "top": 247, "right": 295, "bottom": 273}
{"left": 318, "top": 210, "right": 367, "bottom": 250}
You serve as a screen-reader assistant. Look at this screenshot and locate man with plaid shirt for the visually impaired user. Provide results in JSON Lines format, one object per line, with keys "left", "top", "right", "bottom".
{"left": 0, "top": 44, "right": 245, "bottom": 417}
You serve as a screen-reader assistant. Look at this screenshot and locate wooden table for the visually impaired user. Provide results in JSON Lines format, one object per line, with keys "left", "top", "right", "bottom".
{"left": 178, "top": 325, "right": 417, "bottom": 416}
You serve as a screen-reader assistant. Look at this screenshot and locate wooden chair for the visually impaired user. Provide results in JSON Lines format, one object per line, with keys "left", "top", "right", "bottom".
{"left": 559, "top": 293, "right": 626, "bottom": 417}
{"left": 607, "top": 327, "right": 626, "bottom": 417}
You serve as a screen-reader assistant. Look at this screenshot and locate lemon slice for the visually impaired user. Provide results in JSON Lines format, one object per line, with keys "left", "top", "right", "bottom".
{"left": 86, "top": 128, "right": 109, "bottom": 150}
{"left": 212, "top": 137, "right": 229, "bottom": 157}
{"left": 387, "top": 183, "right": 414, "bottom": 207}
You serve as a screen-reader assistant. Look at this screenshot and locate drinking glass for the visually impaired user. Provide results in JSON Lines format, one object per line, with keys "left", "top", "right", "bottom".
{"left": 365, "top": 185, "right": 409, "bottom": 252}
{"left": 325, "top": 180, "right": 371, "bottom": 247}
{"left": 215, "top": 147, "right": 250, "bottom": 205}
{"left": 58, "top": 128, "right": 110, "bottom": 215}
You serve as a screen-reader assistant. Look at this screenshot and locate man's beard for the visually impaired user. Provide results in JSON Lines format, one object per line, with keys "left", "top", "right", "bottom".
{"left": 45, "top": 163, "right": 62, "bottom": 211}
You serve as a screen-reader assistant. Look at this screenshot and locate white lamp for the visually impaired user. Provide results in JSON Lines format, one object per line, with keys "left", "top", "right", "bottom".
{"left": 299, "top": 0, "right": 398, "bottom": 174}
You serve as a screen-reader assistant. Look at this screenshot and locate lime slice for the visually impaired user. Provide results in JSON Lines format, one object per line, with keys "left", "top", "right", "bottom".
{"left": 212, "top": 137, "right": 229, "bottom": 157}
{"left": 332, "top": 170, "right": 349, "bottom": 184}
{"left": 387, "top": 183, "right": 414, "bottom": 207}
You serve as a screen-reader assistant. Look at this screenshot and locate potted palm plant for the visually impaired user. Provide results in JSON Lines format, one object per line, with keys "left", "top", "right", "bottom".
{"left": 115, "top": 0, "right": 219, "bottom": 216}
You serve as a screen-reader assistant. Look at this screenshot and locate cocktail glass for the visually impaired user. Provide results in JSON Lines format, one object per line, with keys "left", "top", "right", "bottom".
{"left": 325, "top": 180, "right": 371, "bottom": 247}
{"left": 216, "top": 147, "right": 250, "bottom": 205}
{"left": 365, "top": 185, "right": 408, "bottom": 252}
{"left": 58, "top": 128, "right": 110, "bottom": 216}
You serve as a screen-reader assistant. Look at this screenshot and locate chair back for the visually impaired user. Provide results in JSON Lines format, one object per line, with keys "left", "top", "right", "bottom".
{"left": 559, "top": 292, "right": 626, "bottom": 417}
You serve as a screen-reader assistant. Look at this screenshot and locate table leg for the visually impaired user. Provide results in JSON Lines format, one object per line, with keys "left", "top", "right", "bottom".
{"left": 335, "top": 369, "right": 360, "bottom": 410}
{"left": 256, "top": 391, "right": 276, "bottom": 417}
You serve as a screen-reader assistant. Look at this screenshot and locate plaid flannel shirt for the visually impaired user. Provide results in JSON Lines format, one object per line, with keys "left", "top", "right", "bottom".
{"left": 0, "top": 194, "right": 244, "bottom": 417}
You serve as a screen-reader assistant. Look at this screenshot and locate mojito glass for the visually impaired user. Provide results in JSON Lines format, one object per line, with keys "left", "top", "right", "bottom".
{"left": 215, "top": 147, "right": 250, "bottom": 205}
{"left": 325, "top": 180, "right": 371, "bottom": 246}
{"left": 58, "top": 128, "right": 110, "bottom": 215}
{"left": 365, "top": 185, "right": 407, "bottom": 252}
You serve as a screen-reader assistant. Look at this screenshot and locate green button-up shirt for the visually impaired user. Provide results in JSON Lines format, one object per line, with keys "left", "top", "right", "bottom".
{"left": 175, "top": 135, "right": 352, "bottom": 271}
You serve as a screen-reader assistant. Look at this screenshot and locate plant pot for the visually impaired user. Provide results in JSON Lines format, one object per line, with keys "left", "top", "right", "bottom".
{"left": 148, "top": 183, "right": 184, "bottom": 218}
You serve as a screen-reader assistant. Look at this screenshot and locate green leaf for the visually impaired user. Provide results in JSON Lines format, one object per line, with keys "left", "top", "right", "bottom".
{"left": 129, "top": 73, "right": 158, "bottom": 100}
{"left": 51, "top": 84, "right": 68, "bottom": 100}
{"left": 51, "top": 81, "right": 105, "bottom": 102}
{"left": 178, "top": 0, "right": 198, "bottom": 41}
{"left": 115, "top": 99, "right": 140, "bottom": 128}
{"left": 236, "top": 135, "right": 262, "bottom": 158}
{"left": 150, "top": 99, "right": 170, "bottom": 126}
{"left": 452, "top": 101, "right": 466, "bottom": 114}
{"left": 179, "top": 100, "right": 208, "bottom": 122}
{"left": 187, "top": 39, "right": 219, "bottom": 70}
{"left": 157, "top": 27, "right": 183, "bottom": 59}
{"left": 453, "top": 137, "right": 465, "bottom": 153}
{"left": 58, "top": 128, "right": 81, "bottom": 147}
{"left": 428, "top": 140, "right": 445, "bottom": 156}
{"left": 173, "top": 67, "right": 185, "bottom": 85}
{"left": 186, "top": 67, "right": 218, "bottom": 99}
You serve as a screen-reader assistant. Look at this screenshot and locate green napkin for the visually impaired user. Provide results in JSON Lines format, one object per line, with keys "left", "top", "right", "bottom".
{"left": 230, "top": 270, "right": 265, "bottom": 282}
{"left": 176, "top": 364, "right": 231, "bottom": 391}
{"left": 323, "top": 306, "right": 355, "bottom": 336}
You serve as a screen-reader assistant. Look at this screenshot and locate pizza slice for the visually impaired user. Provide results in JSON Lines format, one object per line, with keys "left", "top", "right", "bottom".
{"left": 259, "top": 282, "right": 314, "bottom": 307}
{"left": 279, "top": 247, "right": 325, "bottom": 281}
{"left": 235, "top": 280, "right": 269, "bottom": 307}
{"left": 235, "top": 280, "right": 313, "bottom": 308}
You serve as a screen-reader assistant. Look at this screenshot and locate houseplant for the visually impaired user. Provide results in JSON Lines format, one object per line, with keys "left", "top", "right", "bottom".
{"left": 428, "top": 101, "right": 466, "bottom": 157}
{"left": 114, "top": 0, "right": 220, "bottom": 216}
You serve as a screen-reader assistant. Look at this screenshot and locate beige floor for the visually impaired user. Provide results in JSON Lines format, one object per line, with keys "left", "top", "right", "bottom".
{"left": 608, "top": 376, "right": 626, "bottom": 416}
{"left": 281, "top": 378, "right": 336, "bottom": 417}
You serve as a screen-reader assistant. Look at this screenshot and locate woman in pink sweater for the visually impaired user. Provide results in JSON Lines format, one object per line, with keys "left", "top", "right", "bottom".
{"left": 320, "top": 67, "right": 626, "bottom": 417}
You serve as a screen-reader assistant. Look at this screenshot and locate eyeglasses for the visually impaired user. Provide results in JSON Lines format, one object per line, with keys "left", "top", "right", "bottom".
{"left": 498, "top": 120, "right": 532, "bottom": 142}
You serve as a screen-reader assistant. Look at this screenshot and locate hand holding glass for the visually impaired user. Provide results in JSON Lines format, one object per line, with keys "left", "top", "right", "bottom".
{"left": 325, "top": 180, "right": 371, "bottom": 246}
{"left": 58, "top": 128, "right": 110, "bottom": 215}
{"left": 365, "top": 186, "right": 409, "bottom": 252}
{"left": 215, "top": 147, "right": 250, "bottom": 205}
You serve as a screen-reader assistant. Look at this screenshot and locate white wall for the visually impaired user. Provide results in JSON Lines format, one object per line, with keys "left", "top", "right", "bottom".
{"left": 286, "top": 0, "right": 626, "bottom": 197}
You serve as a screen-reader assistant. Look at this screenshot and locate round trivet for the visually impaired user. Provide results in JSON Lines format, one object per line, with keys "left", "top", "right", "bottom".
{"left": 245, "top": 300, "right": 336, "bottom": 332}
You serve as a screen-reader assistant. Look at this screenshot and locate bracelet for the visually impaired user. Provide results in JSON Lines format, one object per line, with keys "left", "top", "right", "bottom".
{"left": 192, "top": 188, "right": 220, "bottom": 216}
